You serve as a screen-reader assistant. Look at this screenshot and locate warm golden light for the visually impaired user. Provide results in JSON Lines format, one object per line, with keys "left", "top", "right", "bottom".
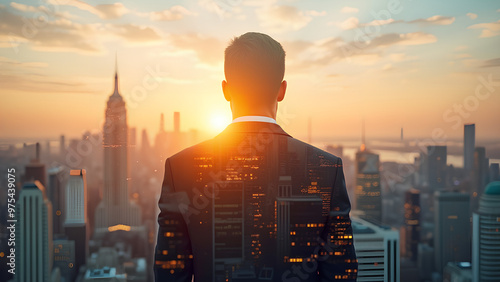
{"left": 108, "top": 224, "right": 131, "bottom": 232}
{"left": 210, "top": 114, "right": 230, "bottom": 132}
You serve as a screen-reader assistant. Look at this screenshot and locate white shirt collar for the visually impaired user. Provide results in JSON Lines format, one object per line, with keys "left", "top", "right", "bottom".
{"left": 232, "top": 115, "right": 277, "bottom": 124}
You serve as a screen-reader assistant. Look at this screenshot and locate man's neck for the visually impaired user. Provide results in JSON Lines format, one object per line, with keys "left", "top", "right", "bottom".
{"left": 230, "top": 107, "right": 277, "bottom": 120}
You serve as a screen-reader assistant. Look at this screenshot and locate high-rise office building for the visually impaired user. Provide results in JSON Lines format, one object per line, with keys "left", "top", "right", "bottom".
{"left": 404, "top": 189, "right": 420, "bottom": 261}
{"left": 95, "top": 63, "right": 141, "bottom": 231}
{"left": 170, "top": 112, "right": 183, "bottom": 156}
{"left": 84, "top": 267, "right": 126, "bottom": 281}
{"left": 64, "top": 169, "right": 88, "bottom": 274}
{"left": 48, "top": 166, "right": 66, "bottom": 236}
{"left": 355, "top": 150, "right": 382, "bottom": 223}
{"left": 213, "top": 181, "right": 246, "bottom": 281}
{"left": 59, "top": 135, "right": 66, "bottom": 160}
{"left": 352, "top": 216, "right": 400, "bottom": 282}
{"left": 472, "top": 147, "right": 489, "bottom": 211}
{"left": 154, "top": 113, "right": 168, "bottom": 160}
{"left": 472, "top": 181, "right": 500, "bottom": 282}
{"left": 464, "top": 124, "right": 475, "bottom": 173}
{"left": 53, "top": 239, "right": 76, "bottom": 282}
{"left": 15, "top": 181, "right": 53, "bottom": 282}
{"left": 24, "top": 142, "right": 47, "bottom": 187}
{"left": 443, "top": 262, "right": 472, "bottom": 282}
{"left": 490, "top": 163, "right": 499, "bottom": 181}
{"left": 434, "top": 191, "right": 471, "bottom": 274}
{"left": 427, "top": 146, "right": 447, "bottom": 191}
{"left": 276, "top": 176, "right": 324, "bottom": 264}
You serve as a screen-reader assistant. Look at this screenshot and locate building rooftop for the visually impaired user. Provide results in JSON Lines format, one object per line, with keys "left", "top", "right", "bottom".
{"left": 485, "top": 181, "right": 500, "bottom": 195}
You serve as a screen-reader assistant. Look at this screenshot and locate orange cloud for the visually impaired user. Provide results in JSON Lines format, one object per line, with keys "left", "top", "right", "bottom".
{"left": 468, "top": 20, "right": 500, "bottom": 38}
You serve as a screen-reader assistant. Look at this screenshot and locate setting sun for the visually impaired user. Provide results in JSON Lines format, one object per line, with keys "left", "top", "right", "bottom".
{"left": 210, "top": 113, "right": 230, "bottom": 132}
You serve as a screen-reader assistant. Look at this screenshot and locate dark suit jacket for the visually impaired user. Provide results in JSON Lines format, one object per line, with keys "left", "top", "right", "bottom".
{"left": 155, "top": 122, "right": 357, "bottom": 281}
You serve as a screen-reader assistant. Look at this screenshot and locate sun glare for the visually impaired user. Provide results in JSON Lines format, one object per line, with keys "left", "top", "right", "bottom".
{"left": 210, "top": 114, "right": 230, "bottom": 132}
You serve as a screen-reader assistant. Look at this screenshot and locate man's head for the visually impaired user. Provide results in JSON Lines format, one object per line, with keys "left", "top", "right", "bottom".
{"left": 223, "top": 32, "right": 287, "bottom": 119}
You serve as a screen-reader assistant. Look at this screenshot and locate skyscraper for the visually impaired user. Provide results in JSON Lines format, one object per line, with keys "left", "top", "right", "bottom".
{"left": 427, "top": 146, "right": 447, "bottom": 191}
{"left": 95, "top": 63, "right": 141, "bottom": 232}
{"left": 464, "top": 124, "right": 475, "bottom": 173}
{"left": 355, "top": 150, "right": 382, "bottom": 223}
{"left": 53, "top": 239, "right": 76, "bottom": 282}
{"left": 352, "top": 216, "right": 400, "bottom": 282}
{"left": 15, "top": 181, "right": 53, "bottom": 282}
{"left": 472, "top": 147, "right": 489, "bottom": 211}
{"left": 48, "top": 166, "right": 66, "bottom": 236}
{"left": 434, "top": 191, "right": 471, "bottom": 274}
{"left": 154, "top": 113, "right": 168, "bottom": 161}
{"left": 490, "top": 163, "right": 500, "bottom": 181}
{"left": 404, "top": 189, "right": 420, "bottom": 262}
{"left": 24, "top": 142, "right": 47, "bottom": 187}
{"left": 472, "top": 181, "right": 500, "bottom": 282}
{"left": 64, "top": 169, "right": 88, "bottom": 274}
{"left": 59, "top": 135, "right": 66, "bottom": 160}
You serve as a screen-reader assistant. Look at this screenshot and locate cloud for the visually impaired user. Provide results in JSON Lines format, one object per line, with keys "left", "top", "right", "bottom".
{"left": 0, "top": 56, "right": 48, "bottom": 68}
{"left": 258, "top": 5, "right": 323, "bottom": 32}
{"left": 166, "top": 33, "right": 224, "bottom": 65}
{"left": 0, "top": 7, "right": 103, "bottom": 54}
{"left": 198, "top": 0, "right": 245, "bottom": 19}
{"left": 481, "top": 58, "right": 500, "bottom": 68}
{"left": 408, "top": 15, "right": 455, "bottom": 25}
{"left": 281, "top": 31, "right": 434, "bottom": 72}
{"left": 10, "top": 2, "right": 76, "bottom": 20}
{"left": 369, "top": 32, "right": 437, "bottom": 47}
{"left": 336, "top": 15, "right": 454, "bottom": 30}
{"left": 341, "top": 7, "right": 358, "bottom": 14}
{"left": 46, "top": 0, "right": 129, "bottom": 19}
{"left": 150, "top": 5, "right": 195, "bottom": 21}
{"left": 455, "top": 45, "right": 468, "bottom": 51}
{"left": 0, "top": 5, "right": 164, "bottom": 53}
{"left": 397, "top": 32, "right": 438, "bottom": 45}
{"left": 0, "top": 57, "right": 93, "bottom": 94}
{"left": 95, "top": 3, "right": 129, "bottom": 19}
{"left": 468, "top": 20, "right": 500, "bottom": 38}
{"left": 363, "top": 18, "right": 401, "bottom": 27}
{"left": 455, "top": 53, "right": 471, "bottom": 59}
{"left": 339, "top": 17, "right": 359, "bottom": 30}
{"left": 111, "top": 24, "right": 163, "bottom": 43}
{"left": 466, "top": 13, "right": 477, "bottom": 20}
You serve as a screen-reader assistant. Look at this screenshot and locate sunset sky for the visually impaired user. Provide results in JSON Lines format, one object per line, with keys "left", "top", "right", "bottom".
{"left": 0, "top": 0, "right": 499, "bottom": 144}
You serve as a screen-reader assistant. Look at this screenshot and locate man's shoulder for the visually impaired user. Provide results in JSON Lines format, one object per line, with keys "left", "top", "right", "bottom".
{"left": 168, "top": 138, "right": 215, "bottom": 163}
{"left": 288, "top": 137, "right": 342, "bottom": 163}
{"left": 168, "top": 134, "right": 342, "bottom": 165}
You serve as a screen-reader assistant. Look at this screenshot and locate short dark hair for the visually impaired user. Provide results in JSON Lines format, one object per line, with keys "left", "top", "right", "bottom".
{"left": 224, "top": 32, "right": 285, "bottom": 98}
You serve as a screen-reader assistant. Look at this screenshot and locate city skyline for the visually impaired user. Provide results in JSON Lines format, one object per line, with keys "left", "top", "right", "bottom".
{"left": 1, "top": 0, "right": 499, "bottom": 142}
{"left": 1, "top": 1, "right": 500, "bottom": 281}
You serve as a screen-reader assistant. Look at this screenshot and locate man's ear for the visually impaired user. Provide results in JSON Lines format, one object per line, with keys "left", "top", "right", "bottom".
{"left": 277, "top": 80, "right": 287, "bottom": 102}
{"left": 222, "top": 80, "right": 231, "bottom": 102}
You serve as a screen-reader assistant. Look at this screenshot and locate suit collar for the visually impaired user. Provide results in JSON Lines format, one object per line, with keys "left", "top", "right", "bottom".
{"left": 216, "top": 121, "right": 291, "bottom": 138}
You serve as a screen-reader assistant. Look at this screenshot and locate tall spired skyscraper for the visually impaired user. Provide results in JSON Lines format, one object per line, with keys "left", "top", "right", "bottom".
{"left": 95, "top": 61, "right": 141, "bottom": 232}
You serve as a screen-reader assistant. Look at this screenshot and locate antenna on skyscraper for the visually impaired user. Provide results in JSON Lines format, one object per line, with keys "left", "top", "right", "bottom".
{"left": 112, "top": 51, "right": 120, "bottom": 96}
